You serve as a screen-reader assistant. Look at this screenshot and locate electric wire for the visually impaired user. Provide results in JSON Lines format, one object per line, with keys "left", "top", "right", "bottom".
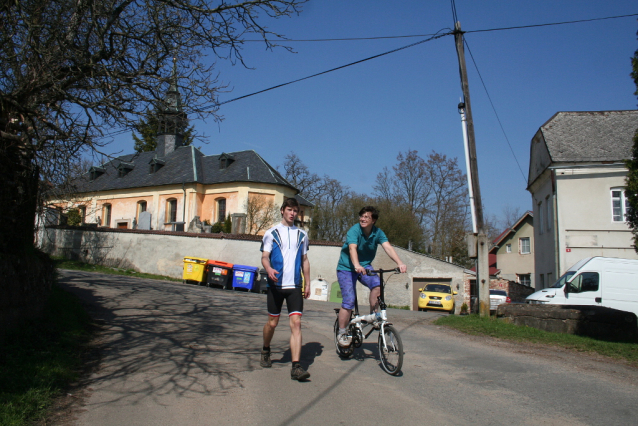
{"left": 197, "top": 28, "right": 453, "bottom": 111}
{"left": 238, "top": 13, "right": 637, "bottom": 42}
{"left": 464, "top": 13, "right": 638, "bottom": 34}
{"left": 463, "top": 38, "right": 528, "bottom": 184}
{"left": 451, "top": 0, "right": 458, "bottom": 24}
{"left": 97, "top": 11, "right": 638, "bottom": 139}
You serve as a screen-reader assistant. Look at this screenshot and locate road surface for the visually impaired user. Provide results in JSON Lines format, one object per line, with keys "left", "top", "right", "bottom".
{"left": 56, "top": 270, "right": 638, "bottom": 426}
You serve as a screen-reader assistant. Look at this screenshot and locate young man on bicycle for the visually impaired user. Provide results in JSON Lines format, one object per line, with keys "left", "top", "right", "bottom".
{"left": 336, "top": 206, "right": 407, "bottom": 347}
{"left": 260, "top": 198, "right": 312, "bottom": 381}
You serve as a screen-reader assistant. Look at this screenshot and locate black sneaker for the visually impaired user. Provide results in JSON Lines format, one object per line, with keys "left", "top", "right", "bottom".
{"left": 260, "top": 349, "right": 272, "bottom": 368}
{"left": 291, "top": 365, "right": 310, "bottom": 381}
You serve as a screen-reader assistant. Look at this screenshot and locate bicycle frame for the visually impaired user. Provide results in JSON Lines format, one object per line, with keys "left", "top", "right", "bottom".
{"left": 333, "top": 267, "right": 404, "bottom": 375}
{"left": 345, "top": 268, "right": 398, "bottom": 345}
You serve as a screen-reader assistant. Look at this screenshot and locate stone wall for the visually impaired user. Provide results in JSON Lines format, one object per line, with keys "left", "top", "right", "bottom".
{"left": 0, "top": 249, "right": 56, "bottom": 340}
{"left": 490, "top": 279, "right": 536, "bottom": 303}
{"left": 40, "top": 226, "right": 471, "bottom": 311}
{"left": 496, "top": 304, "right": 638, "bottom": 341}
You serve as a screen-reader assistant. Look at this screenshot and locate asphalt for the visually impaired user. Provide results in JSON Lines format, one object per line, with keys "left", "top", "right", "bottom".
{"left": 56, "top": 270, "right": 638, "bottom": 426}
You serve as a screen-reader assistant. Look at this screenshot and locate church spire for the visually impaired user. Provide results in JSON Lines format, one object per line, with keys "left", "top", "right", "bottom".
{"left": 156, "top": 57, "right": 188, "bottom": 157}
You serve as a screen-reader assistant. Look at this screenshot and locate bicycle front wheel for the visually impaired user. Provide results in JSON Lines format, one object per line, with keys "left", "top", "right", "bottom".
{"left": 378, "top": 325, "right": 403, "bottom": 375}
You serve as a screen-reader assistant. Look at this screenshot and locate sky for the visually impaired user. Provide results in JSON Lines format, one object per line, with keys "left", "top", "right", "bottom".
{"left": 105, "top": 0, "right": 638, "bottom": 222}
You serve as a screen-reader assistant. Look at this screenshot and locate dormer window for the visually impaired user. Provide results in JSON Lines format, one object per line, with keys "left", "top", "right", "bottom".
{"left": 89, "top": 166, "right": 105, "bottom": 181}
{"left": 219, "top": 153, "right": 235, "bottom": 169}
{"left": 149, "top": 157, "right": 165, "bottom": 173}
{"left": 117, "top": 161, "right": 134, "bottom": 178}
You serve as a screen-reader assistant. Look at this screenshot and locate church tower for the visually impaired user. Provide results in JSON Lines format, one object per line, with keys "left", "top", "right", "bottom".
{"left": 156, "top": 58, "right": 188, "bottom": 157}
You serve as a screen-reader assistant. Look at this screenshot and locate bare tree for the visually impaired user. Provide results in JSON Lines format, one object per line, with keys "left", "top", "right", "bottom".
{"left": 1, "top": 0, "right": 306, "bottom": 250}
{"left": 310, "top": 179, "right": 357, "bottom": 241}
{"left": 423, "top": 152, "right": 469, "bottom": 259}
{"left": 501, "top": 204, "right": 524, "bottom": 229}
{"left": 245, "top": 194, "right": 279, "bottom": 235}
{"left": 0, "top": 0, "right": 307, "bottom": 327}
{"left": 280, "top": 152, "right": 324, "bottom": 202}
{"left": 374, "top": 150, "right": 433, "bottom": 225}
{"left": 376, "top": 150, "right": 471, "bottom": 259}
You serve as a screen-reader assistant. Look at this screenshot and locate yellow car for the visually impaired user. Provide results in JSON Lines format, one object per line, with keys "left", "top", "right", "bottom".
{"left": 418, "top": 283, "right": 457, "bottom": 313}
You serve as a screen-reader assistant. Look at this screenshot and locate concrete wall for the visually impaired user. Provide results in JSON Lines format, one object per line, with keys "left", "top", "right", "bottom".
{"left": 530, "top": 170, "right": 556, "bottom": 289}
{"left": 40, "top": 226, "right": 470, "bottom": 312}
{"left": 529, "top": 165, "right": 637, "bottom": 290}
{"left": 556, "top": 167, "right": 637, "bottom": 275}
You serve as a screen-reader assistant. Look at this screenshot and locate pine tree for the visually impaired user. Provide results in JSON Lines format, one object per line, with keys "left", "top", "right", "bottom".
{"left": 133, "top": 109, "right": 195, "bottom": 153}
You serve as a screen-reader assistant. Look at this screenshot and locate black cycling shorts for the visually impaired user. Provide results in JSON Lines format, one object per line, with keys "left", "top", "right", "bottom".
{"left": 267, "top": 286, "right": 303, "bottom": 317}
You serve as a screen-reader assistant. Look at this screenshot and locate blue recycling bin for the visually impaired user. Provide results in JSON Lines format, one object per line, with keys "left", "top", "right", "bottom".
{"left": 232, "top": 264, "right": 260, "bottom": 292}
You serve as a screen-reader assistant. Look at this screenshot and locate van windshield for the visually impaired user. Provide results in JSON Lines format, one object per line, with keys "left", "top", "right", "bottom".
{"left": 550, "top": 271, "right": 576, "bottom": 288}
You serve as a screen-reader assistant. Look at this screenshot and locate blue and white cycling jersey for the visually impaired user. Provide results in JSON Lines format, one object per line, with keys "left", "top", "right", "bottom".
{"left": 260, "top": 223, "right": 309, "bottom": 289}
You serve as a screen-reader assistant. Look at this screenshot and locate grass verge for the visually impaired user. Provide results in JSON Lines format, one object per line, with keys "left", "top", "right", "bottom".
{"left": 53, "top": 257, "right": 180, "bottom": 282}
{"left": 434, "top": 314, "right": 638, "bottom": 365}
{"left": 388, "top": 305, "right": 410, "bottom": 310}
{"left": 0, "top": 284, "right": 94, "bottom": 426}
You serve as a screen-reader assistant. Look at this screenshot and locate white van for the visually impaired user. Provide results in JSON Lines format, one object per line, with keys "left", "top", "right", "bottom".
{"left": 526, "top": 257, "right": 638, "bottom": 316}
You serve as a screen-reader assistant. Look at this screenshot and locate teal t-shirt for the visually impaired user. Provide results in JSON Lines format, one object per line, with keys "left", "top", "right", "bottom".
{"left": 336, "top": 224, "right": 389, "bottom": 271}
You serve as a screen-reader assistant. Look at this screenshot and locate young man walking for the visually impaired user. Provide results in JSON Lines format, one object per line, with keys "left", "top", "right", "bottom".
{"left": 260, "top": 198, "right": 311, "bottom": 381}
{"left": 336, "top": 206, "right": 407, "bottom": 346}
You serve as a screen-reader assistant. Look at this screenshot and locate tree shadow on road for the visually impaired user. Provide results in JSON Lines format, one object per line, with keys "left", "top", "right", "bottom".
{"left": 57, "top": 270, "right": 291, "bottom": 410}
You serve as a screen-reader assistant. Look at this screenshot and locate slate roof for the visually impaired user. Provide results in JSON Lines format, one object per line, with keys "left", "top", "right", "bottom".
{"left": 540, "top": 110, "right": 638, "bottom": 163}
{"left": 72, "top": 147, "right": 297, "bottom": 193}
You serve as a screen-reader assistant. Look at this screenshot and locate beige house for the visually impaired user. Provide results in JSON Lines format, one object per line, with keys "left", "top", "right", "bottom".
{"left": 52, "top": 73, "right": 312, "bottom": 234}
{"left": 489, "top": 211, "right": 535, "bottom": 288}
{"left": 527, "top": 110, "right": 638, "bottom": 289}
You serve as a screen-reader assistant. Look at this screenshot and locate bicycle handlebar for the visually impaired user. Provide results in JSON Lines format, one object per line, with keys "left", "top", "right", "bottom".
{"left": 366, "top": 267, "right": 401, "bottom": 275}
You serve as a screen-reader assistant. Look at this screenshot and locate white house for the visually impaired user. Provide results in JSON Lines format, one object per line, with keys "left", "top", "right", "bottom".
{"left": 527, "top": 110, "right": 638, "bottom": 289}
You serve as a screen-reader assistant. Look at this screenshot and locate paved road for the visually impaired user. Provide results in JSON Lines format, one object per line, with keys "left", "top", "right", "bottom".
{"left": 57, "top": 270, "right": 638, "bottom": 426}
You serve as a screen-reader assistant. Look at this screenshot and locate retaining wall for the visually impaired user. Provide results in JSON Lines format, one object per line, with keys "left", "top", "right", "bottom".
{"left": 40, "top": 226, "right": 471, "bottom": 311}
{"left": 496, "top": 304, "right": 638, "bottom": 341}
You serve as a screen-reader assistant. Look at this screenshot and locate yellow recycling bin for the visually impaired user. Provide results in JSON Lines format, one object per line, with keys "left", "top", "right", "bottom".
{"left": 182, "top": 256, "right": 208, "bottom": 284}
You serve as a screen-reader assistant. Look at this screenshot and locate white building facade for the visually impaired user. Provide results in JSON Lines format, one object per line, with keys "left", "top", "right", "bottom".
{"left": 527, "top": 110, "right": 638, "bottom": 289}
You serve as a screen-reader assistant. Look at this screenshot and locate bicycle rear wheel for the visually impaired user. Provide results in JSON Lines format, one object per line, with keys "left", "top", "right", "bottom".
{"left": 378, "top": 325, "right": 403, "bottom": 375}
{"left": 334, "top": 318, "right": 354, "bottom": 358}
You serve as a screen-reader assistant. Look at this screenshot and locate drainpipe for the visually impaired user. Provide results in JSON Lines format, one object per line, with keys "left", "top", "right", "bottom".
{"left": 551, "top": 170, "right": 560, "bottom": 282}
{"left": 182, "top": 182, "right": 186, "bottom": 225}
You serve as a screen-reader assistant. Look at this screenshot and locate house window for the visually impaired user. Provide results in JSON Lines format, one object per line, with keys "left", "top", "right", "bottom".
{"left": 545, "top": 196, "right": 552, "bottom": 231}
{"left": 78, "top": 206, "right": 86, "bottom": 224}
{"left": 167, "top": 198, "right": 177, "bottom": 223}
{"left": 506, "top": 244, "right": 511, "bottom": 253}
{"left": 519, "top": 274, "right": 531, "bottom": 287}
{"left": 217, "top": 198, "right": 226, "bottom": 223}
{"left": 519, "top": 237, "right": 530, "bottom": 254}
{"left": 547, "top": 272, "right": 553, "bottom": 286}
{"left": 538, "top": 274, "right": 544, "bottom": 288}
{"left": 137, "top": 201, "right": 147, "bottom": 219}
{"left": 102, "top": 204, "right": 112, "bottom": 227}
{"left": 537, "top": 201, "right": 543, "bottom": 235}
{"left": 611, "top": 188, "right": 629, "bottom": 222}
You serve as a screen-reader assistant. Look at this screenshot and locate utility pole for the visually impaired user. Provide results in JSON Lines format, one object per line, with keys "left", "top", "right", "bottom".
{"left": 454, "top": 21, "right": 490, "bottom": 317}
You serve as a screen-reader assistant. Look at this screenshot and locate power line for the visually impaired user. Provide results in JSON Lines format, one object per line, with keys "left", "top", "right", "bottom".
{"left": 244, "top": 33, "right": 445, "bottom": 42}
{"left": 101, "top": 11, "right": 638, "bottom": 139}
{"left": 197, "top": 29, "right": 453, "bottom": 111}
{"left": 463, "top": 38, "right": 528, "bottom": 184}
{"left": 464, "top": 13, "right": 638, "bottom": 34}
{"left": 238, "top": 13, "right": 638, "bottom": 42}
